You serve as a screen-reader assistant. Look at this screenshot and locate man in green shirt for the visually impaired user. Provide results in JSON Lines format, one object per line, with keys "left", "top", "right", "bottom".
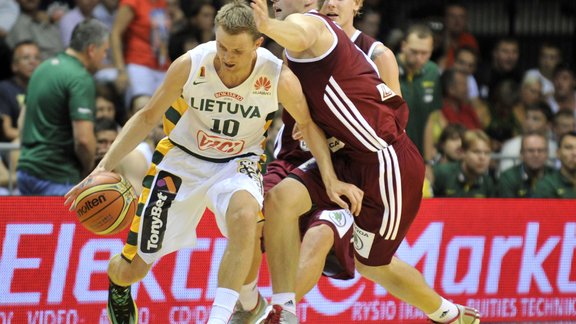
{"left": 533, "top": 131, "right": 576, "bottom": 198}
{"left": 397, "top": 23, "right": 442, "bottom": 155}
{"left": 433, "top": 129, "right": 495, "bottom": 197}
{"left": 498, "top": 132, "right": 556, "bottom": 197}
{"left": 17, "top": 19, "right": 109, "bottom": 195}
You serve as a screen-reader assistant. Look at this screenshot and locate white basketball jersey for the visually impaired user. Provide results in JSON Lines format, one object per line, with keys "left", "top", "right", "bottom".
{"left": 168, "top": 41, "right": 282, "bottom": 161}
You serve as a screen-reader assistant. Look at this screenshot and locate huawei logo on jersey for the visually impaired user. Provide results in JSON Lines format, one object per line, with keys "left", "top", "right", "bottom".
{"left": 253, "top": 76, "right": 271, "bottom": 95}
{"left": 197, "top": 130, "right": 245, "bottom": 154}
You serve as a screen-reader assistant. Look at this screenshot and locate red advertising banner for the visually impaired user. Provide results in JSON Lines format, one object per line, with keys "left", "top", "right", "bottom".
{"left": 0, "top": 197, "right": 575, "bottom": 323}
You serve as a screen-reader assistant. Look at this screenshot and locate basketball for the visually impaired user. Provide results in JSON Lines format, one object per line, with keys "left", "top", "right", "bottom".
{"left": 73, "top": 171, "right": 137, "bottom": 235}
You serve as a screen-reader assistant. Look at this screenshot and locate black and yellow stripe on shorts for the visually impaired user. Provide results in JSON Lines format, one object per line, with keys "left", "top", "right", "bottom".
{"left": 121, "top": 138, "right": 175, "bottom": 262}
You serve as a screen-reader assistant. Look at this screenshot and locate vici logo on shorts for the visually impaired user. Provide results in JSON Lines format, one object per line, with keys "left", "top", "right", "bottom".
{"left": 197, "top": 130, "right": 245, "bottom": 154}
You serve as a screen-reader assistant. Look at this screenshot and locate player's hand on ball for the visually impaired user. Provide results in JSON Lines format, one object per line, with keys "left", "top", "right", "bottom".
{"left": 64, "top": 167, "right": 108, "bottom": 209}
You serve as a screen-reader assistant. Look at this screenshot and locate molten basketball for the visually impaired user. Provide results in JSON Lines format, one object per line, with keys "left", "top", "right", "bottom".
{"left": 74, "top": 171, "right": 137, "bottom": 235}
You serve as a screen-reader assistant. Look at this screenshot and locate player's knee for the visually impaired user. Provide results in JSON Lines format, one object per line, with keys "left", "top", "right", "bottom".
{"left": 304, "top": 224, "right": 334, "bottom": 252}
{"left": 265, "top": 184, "right": 300, "bottom": 220}
{"left": 227, "top": 208, "right": 258, "bottom": 236}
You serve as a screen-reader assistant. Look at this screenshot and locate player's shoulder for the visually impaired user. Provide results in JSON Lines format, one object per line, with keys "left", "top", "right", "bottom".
{"left": 257, "top": 46, "right": 282, "bottom": 62}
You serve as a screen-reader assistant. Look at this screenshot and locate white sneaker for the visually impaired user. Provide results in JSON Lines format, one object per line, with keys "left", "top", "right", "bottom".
{"left": 230, "top": 293, "right": 268, "bottom": 324}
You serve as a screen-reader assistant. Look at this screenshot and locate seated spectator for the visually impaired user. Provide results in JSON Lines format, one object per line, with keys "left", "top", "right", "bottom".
{"left": 95, "top": 82, "right": 122, "bottom": 122}
{"left": 511, "top": 74, "right": 544, "bottom": 135}
{"left": 437, "top": 2, "right": 478, "bottom": 70}
{"left": 485, "top": 79, "right": 520, "bottom": 152}
{"left": 552, "top": 110, "right": 576, "bottom": 146}
{"left": 533, "top": 131, "right": 576, "bottom": 198}
{"left": 424, "top": 123, "right": 466, "bottom": 197}
{"left": 59, "top": 0, "right": 99, "bottom": 47}
{"left": 423, "top": 68, "right": 482, "bottom": 161}
{"left": 476, "top": 37, "right": 522, "bottom": 105}
{"left": 0, "top": 40, "right": 40, "bottom": 142}
{"left": 547, "top": 64, "right": 575, "bottom": 113}
{"left": 524, "top": 43, "right": 562, "bottom": 99}
{"left": 430, "top": 123, "right": 467, "bottom": 166}
{"left": 498, "top": 132, "right": 555, "bottom": 198}
{"left": 94, "top": 117, "right": 147, "bottom": 194}
{"left": 432, "top": 129, "right": 495, "bottom": 197}
{"left": 6, "top": 0, "right": 64, "bottom": 61}
{"left": 499, "top": 102, "right": 556, "bottom": 172}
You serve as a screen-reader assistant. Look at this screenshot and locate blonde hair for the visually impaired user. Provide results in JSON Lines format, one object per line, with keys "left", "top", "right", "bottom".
{"left": 214, "top": 0, "right": 262, "bottom": 40}
{"left": 462, "top": 129, "right": 491, "bottom": 151}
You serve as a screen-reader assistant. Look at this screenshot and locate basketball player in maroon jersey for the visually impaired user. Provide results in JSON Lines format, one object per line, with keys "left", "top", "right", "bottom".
{"left": 251, "top": 0, "right": 481, "bottom": 323}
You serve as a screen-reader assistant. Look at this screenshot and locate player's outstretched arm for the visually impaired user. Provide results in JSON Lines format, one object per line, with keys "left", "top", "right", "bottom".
{"left": 64, "top": 53, "right": 192, "bottom": 207}
{"left": 250, "top": 0, "right": 321, "bottom": 53}
{"left": 278, "top": 65, "right": 363, "bottom": 215}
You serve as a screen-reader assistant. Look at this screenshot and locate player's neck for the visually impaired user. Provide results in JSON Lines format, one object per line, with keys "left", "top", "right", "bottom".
{"left": 214, "top": 56, "right": 256, "bottom": 88}
{"left": 343, "top": 25, "right": 357, "bottom": 38}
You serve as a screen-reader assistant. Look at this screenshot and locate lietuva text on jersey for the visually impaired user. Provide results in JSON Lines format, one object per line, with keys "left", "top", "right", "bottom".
{"left": 190, "top": 98, "right": 261, "bottom": 119}
{"left": 165, "top": 41, "right": 282, "bottom": 161}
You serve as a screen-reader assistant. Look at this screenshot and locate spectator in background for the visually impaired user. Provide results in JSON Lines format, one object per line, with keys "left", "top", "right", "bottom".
{"left": 423, "top": 68, "right": 482, "bottom": 162}
{"left": 169, "top": 0, "right": 215, "bottom": 61}
{"left": 547, "top": 64, "right": 576, "bottom": 113}
{"left": 398, "top": 23, "right": 442, "bottom": 155}
{"left": 424, "top": 123, "right": 466, "bottom": 196}
{"left": 355, "top": 8, "right": 380, "bottom": 38}
{"left": 432, "top": 123, "right": 466, "bottom": 166}
{"left": 499, "top": 102, "right": 556, "bottom": 172}
{"left": 95, "top": 83, "right": 118, "bottom": 121}
{"left": 93, "top": 0, "right": 118, "bottom": 29}
{"left": 59, "top": 0, "right": 99, "bottom": 47}
{"left": 552, "top": 110, "right": 576, "bottom": 145}
{"left": 17, "top": 19, "right": 109, "bottom": 195}
{"left": 477, "top": 37, "right": 522, "bottom": 106}
{"left": 0, "top": 0, "right": 19, "bottom": 39}
{"left": 533, "top": 131, "right": 576, "bottom": 198}
{"left": 438, "top": 1, "right": 478, "bottom": 70}
{"left": 6, "top": 0, "right": 64, "bottom": 61}
{"left": 94, "top": 117, "right": 147, "bottom": 194}
{"left": 433, "top": 129, "right": 495, "bottom": 197}
{"left": 485, "top": 79, "right": 520, "bottom": 152}
{"left": 524, "top": 43, "right": 562, "bottom": 100}
{"left": 92, "top": 0, "right": 120, "bottom": 84}
{"left": 111, "top": 0, "right": 170, "bottom": 116}
{"left": 182, "top": 0, "right": 216, "bottom": 43}
{"left": 487, "top": 74, "right": 543, "bottom": 148}
{"left": 0, "top": 40, "right": 40, "bottom": 142}
{"left": 498, "top": 132, "right": 554, "bottom": 198}
{"left": 453, "top": 45, "right": 491, "bottom": 129}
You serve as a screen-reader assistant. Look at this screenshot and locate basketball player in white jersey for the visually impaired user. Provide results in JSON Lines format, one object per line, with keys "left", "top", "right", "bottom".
{"left": 65, "top": 2, "right": 362, "bottom": 324}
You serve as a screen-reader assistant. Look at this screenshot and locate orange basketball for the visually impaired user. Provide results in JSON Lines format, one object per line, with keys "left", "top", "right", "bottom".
{"left": 73, "top": 171, "right": 137, "bottom": 235}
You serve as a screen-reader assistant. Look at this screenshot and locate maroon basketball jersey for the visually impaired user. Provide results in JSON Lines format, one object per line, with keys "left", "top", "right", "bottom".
{"left": 286, "top": 12, "right": 407, "bottom": 160}
{"left": 350, "top": 29, "right": 381, "bottom": 59}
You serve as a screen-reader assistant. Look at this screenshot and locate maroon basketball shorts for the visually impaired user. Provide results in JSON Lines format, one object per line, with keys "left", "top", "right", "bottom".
{"left": 264, "top": 158, "right": 355, "bottom": 279}
{"left": 290, "top": 134, "right": 425, "bottom": 266}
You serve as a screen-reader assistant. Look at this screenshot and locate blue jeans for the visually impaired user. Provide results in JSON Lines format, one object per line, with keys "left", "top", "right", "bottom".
{"left": 17, "top": 170, "right": 74, "bottom": 196}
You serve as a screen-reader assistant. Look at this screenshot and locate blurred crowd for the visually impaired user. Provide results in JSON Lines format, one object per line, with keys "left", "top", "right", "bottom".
{"left": 0, "top": 0, "right": 574, "bottom": 197}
